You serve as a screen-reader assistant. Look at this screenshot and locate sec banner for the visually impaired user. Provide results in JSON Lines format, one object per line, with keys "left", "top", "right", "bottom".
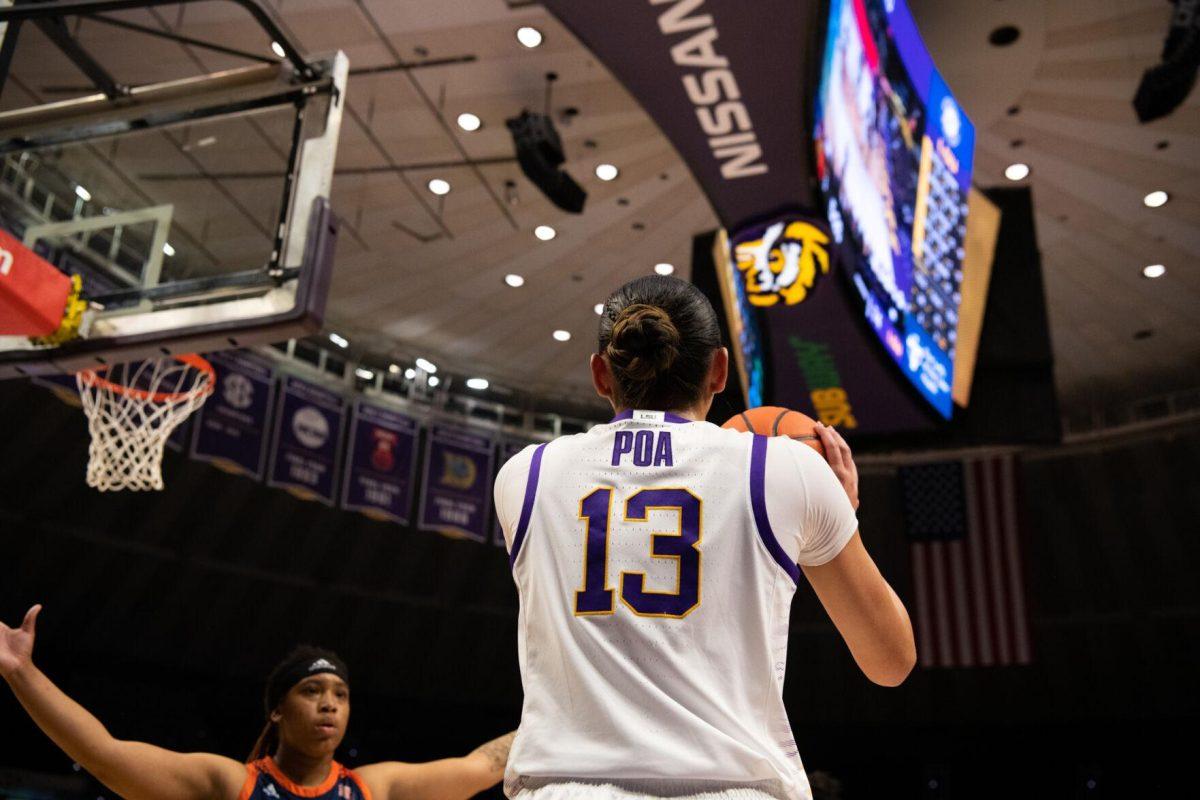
{"left": 341, "top": 400, "right": 420, "bottom": 524}
{"left": 267, "top": 375, "right": 348, "bottom": 505}
{"left": 190, "top": 350, "right": 276, "bottom": 478}
{"left": 418, "top": 423, "right": 494, "bottom": 542}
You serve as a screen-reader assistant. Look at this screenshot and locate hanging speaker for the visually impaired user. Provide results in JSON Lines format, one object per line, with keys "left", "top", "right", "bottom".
{"left": 506, "top": 110, "right": 587, "bottom": 214}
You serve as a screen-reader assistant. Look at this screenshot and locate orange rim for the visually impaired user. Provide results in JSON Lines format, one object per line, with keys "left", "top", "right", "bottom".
{"left": 76, "top": 354, "right": 216, "bottom": 404}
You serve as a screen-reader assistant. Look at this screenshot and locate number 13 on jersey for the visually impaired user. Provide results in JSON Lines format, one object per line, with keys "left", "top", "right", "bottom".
{"left": 575, "top": 487, "right": 702, "bottom": 618}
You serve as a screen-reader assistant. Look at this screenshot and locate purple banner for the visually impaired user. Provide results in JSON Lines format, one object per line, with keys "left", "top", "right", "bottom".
{"left": 190, "top": 350, "right": 276, "bottom": 478}
{"left": 30, "top": 372, "right": 81, "bottom": 406}
{"left": 492, "top": 439, "right": 537, "bottom": 548}
{"left": 267, "top": 374, "right": 347, "bottom": 505}
{"left": 418, "top": 423, "right": 494, "bottom": 542}
{"left": 341, "top": 400, "right": 419, "bottom": 524}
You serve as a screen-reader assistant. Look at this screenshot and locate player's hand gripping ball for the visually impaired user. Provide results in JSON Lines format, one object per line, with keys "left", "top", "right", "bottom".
{"left": 721, "top": 406, "right": 826, "bottom": 457}
{"left": 723, "top": 407, "right": 860, "bottom": 509}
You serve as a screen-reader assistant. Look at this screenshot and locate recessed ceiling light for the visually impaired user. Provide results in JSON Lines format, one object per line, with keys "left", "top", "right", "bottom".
{"left": 594, "top": 303, "right": 604, "bottom": 315}
{"left": 428, "top": 178, "right": 451, "bottom": 195}
{"left": 329, "top": 332, "right": 349, "bottom": 348}
{"left": 355, "top": 367, "right": 375, "bottom": 381}
{"left": 1004, "top": 163, "right": 1030, "bottom": 181}
{"left": 162, "top": 242, "right": 175, "bottom": 257}
{"left": 595, "top": 163, "right": 619, "bottom": 181}
{"left": 466, "top": 377, "right": 489, "bottom": 390}
{"left": 505, "top": 273, "right": 525, "bottom": 287}
{"left": 553, "top": 329, "right": 571, "bottom": 342}
{"left": 1142, "top": 263, "right": 1166, "bottom": 279}
{"left": 271, "top": 41, "right": 286, "bottom": 58}
{"left": 534, "top": 225, "right": 557, "bottom": 241}
{"left": 404, "top": 368, "right": 416, "bottom": 380}
{"left": 388, "top": 364, "right": 401, "bottom": 374}
{"left": 427, "top": 375, "right": 440, "bottom": 388}
{"left": 457, "top": 112, "right": 482, "bottom": 132}
{"left": 655, "top": 263, "right": 675, "bottom": 275}
{"left": 516, "top": 26, "right": 543, "bottom": 48}
{"left": 1143, "top": 190, "right": 1169, "bottom": 208}
{"left": 74, "top": 185, "right": 91, "bottom": 201}
{"left": 415, "top": 357, "right": 437, "bottom": 373}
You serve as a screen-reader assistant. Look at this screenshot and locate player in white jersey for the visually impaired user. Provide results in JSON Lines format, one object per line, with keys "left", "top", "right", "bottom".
{"left": 495, "top": 276, "right": 916, "bottom": 800}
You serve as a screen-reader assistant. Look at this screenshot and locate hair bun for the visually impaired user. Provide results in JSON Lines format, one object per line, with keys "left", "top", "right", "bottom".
{"left": 605, "top": 303, "right": 681, "bottom": 383}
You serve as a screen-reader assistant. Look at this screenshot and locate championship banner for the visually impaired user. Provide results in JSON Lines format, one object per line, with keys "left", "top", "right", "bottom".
{"left": 267, "top": 374, "right": 347, "bottom": 505}
{"left": 491, "top": 439, "right": 537, "bottom": 548}
{"left": 417, "top": 423, "right": 494, "bottom": 542}
{"left": 190, "top": 350, "right": 276, "bottom": 479}
{"left": 340, "top": 399, "right": 420, "bottom": 524}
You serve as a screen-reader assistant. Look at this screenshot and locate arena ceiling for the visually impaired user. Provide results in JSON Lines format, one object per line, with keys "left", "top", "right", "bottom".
{"left": 3, "top": 0, "right": 1196, "bottom": 416}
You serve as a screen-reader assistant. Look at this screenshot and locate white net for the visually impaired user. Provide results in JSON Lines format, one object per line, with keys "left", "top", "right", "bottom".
{"left": 75, "top": 355, "right": 215, "bottom": 491}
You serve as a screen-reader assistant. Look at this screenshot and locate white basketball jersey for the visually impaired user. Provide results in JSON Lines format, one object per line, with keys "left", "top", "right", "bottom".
{"left": 496, "top": 410, "right": 858, "bottom": 800}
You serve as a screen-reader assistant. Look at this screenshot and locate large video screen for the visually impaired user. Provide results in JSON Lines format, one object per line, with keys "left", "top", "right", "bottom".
{"left": 814, "top": 0, "right": 975, "bottom": 418}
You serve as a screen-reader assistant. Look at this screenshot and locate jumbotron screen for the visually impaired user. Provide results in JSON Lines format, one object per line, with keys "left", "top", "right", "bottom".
{"left": 814, "top": 0, "right": 975, "bottom": 418}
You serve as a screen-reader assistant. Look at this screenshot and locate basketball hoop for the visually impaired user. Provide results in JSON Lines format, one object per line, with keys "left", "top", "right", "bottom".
{"left": 75, "top": 355, "right": 216, "bottom": 491}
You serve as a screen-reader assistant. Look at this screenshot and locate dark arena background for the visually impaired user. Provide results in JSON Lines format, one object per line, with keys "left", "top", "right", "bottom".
{"left": 1, "top": 1, "right": 1197, "bottom": 799}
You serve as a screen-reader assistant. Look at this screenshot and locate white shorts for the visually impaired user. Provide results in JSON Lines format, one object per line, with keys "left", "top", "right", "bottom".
{"left": 509, "top": 781, "right": 783, "bottom": 800}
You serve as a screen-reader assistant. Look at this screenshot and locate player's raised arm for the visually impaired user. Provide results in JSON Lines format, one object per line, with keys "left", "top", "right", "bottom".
{"left": 1, "top": 605, "right": 244, "bottom": 800}
{"left": 803, "top": 424, "right": 917, "bottom": 686}
{"left": 356, "top": 730, "right": 515, "bottom": 800}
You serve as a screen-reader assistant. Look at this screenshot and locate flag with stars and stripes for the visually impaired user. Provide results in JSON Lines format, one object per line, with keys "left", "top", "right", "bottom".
{"left": 900, "top": 455, "right": 1033, "bottom": 668}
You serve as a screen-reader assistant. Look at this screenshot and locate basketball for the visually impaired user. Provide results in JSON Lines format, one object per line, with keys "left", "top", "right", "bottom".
{"left": 722, "top": 406, "right": 826, "bottom": 458}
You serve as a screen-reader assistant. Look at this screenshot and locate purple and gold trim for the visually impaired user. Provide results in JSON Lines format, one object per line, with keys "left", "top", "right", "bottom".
{"left": 749, "top": 435, "right": 801, "bottom": 584}
{"left": 508, "top": 443, "right": 547, "bottom": 568}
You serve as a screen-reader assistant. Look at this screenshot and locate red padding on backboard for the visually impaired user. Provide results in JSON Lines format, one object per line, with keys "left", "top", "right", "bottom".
{"left": 0, "top": 229, "right": 72, "bottom": 337}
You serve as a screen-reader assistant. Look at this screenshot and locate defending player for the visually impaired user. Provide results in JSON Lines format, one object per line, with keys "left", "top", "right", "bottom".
{"left": 495, "top": 275, "right": 915, "bottom": 800}
{"left": 0, "top": 611, "right": 514, "bottom": 800}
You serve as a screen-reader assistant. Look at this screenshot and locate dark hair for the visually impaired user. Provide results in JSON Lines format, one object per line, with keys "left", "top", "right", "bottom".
{"left": 598, "top": 275, "right": 722, "bottom": 410}
{"left": 248, "top": 645, "right": 347, "bottom": 762}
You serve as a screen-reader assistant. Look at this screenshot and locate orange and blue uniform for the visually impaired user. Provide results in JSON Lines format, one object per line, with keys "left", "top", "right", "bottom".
{"left": 238, "top": 758, "right": 371, "bottom": 800}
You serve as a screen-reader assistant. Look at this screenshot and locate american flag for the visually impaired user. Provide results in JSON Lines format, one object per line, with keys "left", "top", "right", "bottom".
{"left": 900, "top": 455, "right": 1032, "bottom": 668}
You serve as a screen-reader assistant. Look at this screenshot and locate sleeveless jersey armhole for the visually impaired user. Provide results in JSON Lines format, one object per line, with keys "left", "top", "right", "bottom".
{"left": 749, "top": 434, "right": 801, "bottom": 584}
{"left": 236, "top": 762, "right": 261, "bottom": 800}
{"left": 347, "top": 767, "right": 374, "bottom": 800}
{"left": 508, "top": 442, "right": 547, "bottom": 568}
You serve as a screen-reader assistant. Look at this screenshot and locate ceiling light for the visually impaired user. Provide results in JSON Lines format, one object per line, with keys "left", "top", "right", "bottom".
{"left": 534, "top": 225, "right": 557, "bottom": 241}
{"left": 74, "top": 185, "right": 91, "bottom": 201}
{"left": 457, "top": 112, "right": 482, "bottom": 132}
{"left": 404, "top": 368, "right": 416, "bottom": 380}
{"left": 466, "top": 377, "right": 489, "bottom": 390}
{"left": 355, "top": 367, "right": 375, "bottom": 381}
{"left": 427, "top": 375, "right": 440, "bottom": 388}
{"left": 329, "top": 332, "right": 349, "bottom": 348}
{"left": 1005, "top": 163, "right": 1030, "bottom": 181}
{"left": 271, "top": 41, "right": 286, "bottom": 58}
{"left": 595, "top": 163, "right": 619, "bottom": 181}
{"left": 505, "top": 273, "right": 525, "bottom": 287}
{"left": 1142, "top": 263, "right": 1166, "bottom": 279}
{"left": 415, "top": 357, "right": 437, "bottom": 373}
{"left": 388, "top": 364, "right": 401, "bottom": 374}
{"left": 553, "top": 329, "right": 571, "bottom": 342}
{"left": 655, "top": 263, "right": 675, "bottom": 275}
{"left": 428, "top": 178, "right": 451, "bottom": 195}
{"left": 1143, "top": 190, "right": 1169, "bottom": 208}
{"left": 162, "top": 242, "right": 175, "bottom": 257}
{"left": 195, "top": 136, "right": 217, "bottom": 148}
{"left": 516, "top": 26, "right": 543, "bottom": 48}
{"left": 594, "top": 303, "right": 604, "bottom": 315}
